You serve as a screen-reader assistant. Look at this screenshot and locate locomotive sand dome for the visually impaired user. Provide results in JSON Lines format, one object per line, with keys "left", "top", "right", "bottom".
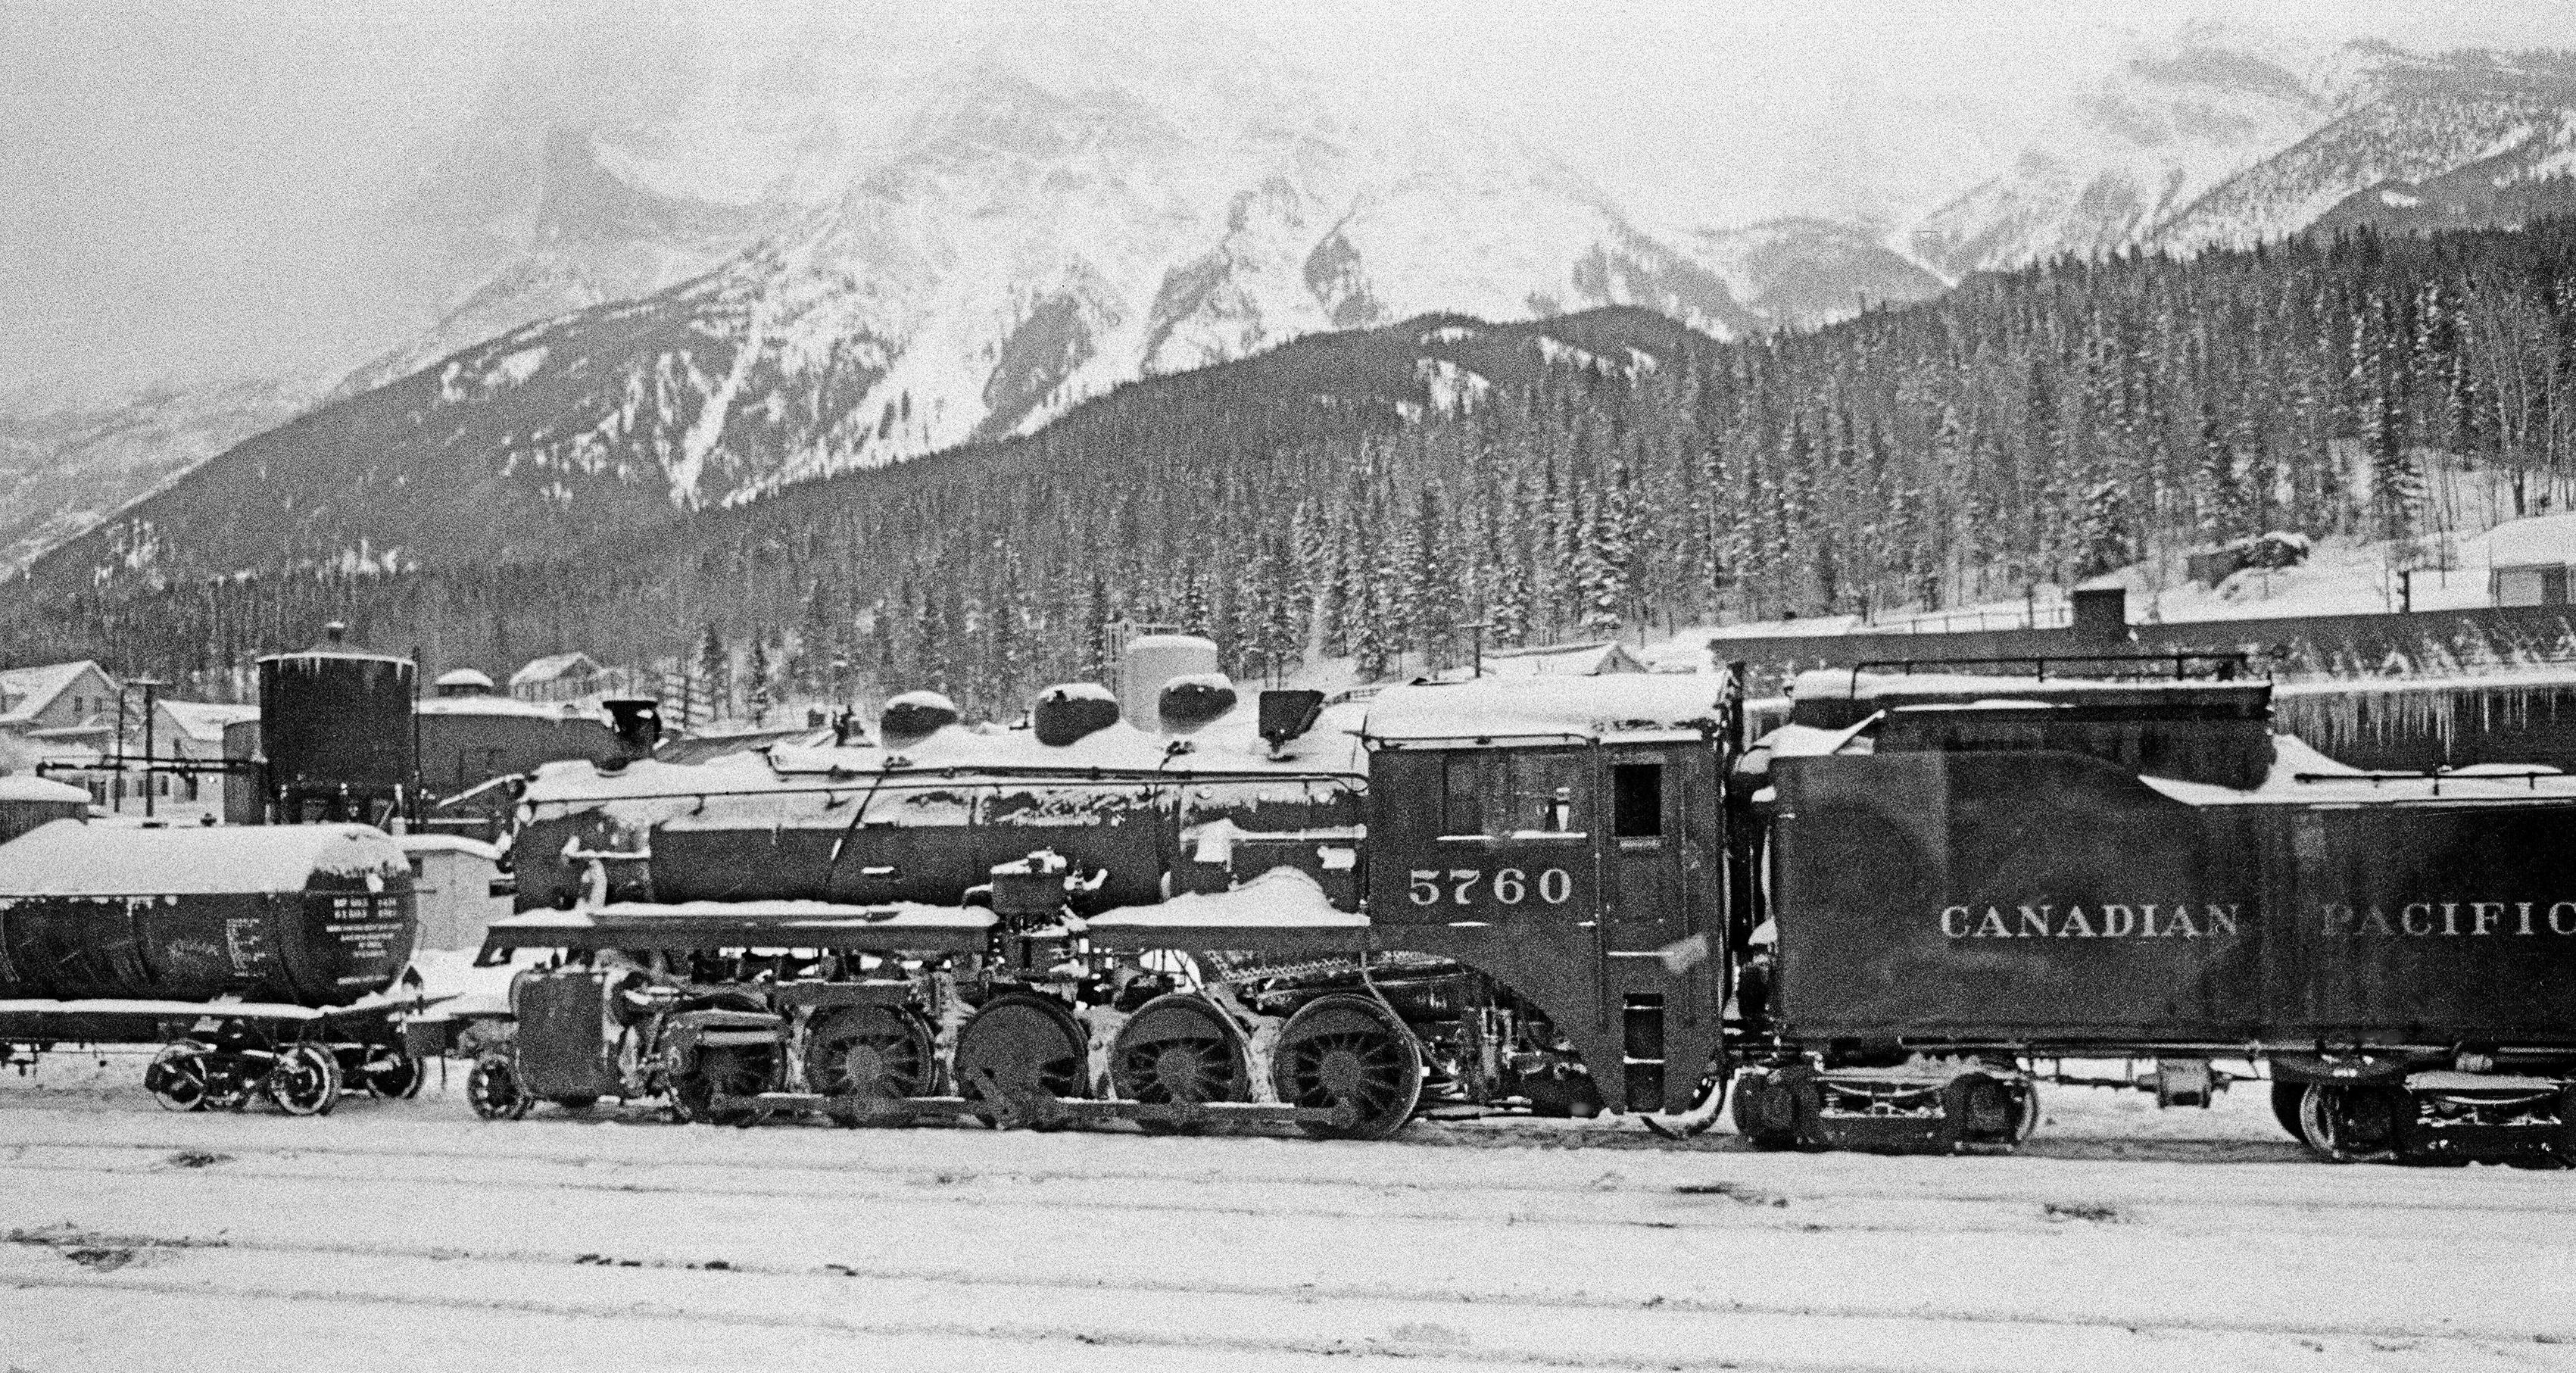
{"left": 0, "top": 820, "right": 417, "bottom": 1007}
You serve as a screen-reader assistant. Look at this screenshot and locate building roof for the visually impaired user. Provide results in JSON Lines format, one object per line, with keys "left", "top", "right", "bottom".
{"left": 155, "top": 699, "right": 259, "bottom": 743}
{"left": 2462, "top": 513, "right": 2576, "bottom": 571}
{"left": 434, "top": 668, "right": 497, "bottom": 694}
{"left": 509, "top": 652, "right": 601, "bottom": 688}
{"left": 0, "top": 661, "right": 109, "bottom": 726}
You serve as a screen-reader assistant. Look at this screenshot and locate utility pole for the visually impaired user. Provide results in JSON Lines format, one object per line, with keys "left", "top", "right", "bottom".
{"left": 1459, "top": 620, "right": 1493, "bottom": 681}
{"left": 127, "top": 677, "right": 167, "bottom": 819}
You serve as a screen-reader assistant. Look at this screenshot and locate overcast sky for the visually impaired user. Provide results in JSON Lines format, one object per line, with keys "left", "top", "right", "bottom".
{"left": 5, "top": 0, "right": 2574, "bottom": 400}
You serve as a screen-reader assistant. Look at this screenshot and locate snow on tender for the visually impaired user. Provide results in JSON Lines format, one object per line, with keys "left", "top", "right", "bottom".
{"left": 0, "top": 820, "right": 407, "bottom": 897}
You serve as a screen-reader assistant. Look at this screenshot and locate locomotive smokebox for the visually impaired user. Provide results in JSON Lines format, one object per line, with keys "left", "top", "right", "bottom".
{"left": 1121, "top": 634, "right": 1218, "bottom": 730}
{"left": 880, "top": 691, "right": 962, "bottom": 750}
{"left": 601, "top": 698, "right": 664, "bottom": 769}
{"left": 1158, "top": 673, "right": 1239, "bottom": 733}
{"left": 259, "top": 639, "right": 416, "bottom": 822}
{"left": 0, "top": 820, "right": 416, "bottom": 1006}
{"left": 1032, "top": 683, "right": 1120, "bottom": 745}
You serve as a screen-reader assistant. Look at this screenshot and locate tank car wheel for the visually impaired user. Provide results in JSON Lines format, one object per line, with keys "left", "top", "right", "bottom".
{"left": 671, "top": 1046, "right": 778, "bottom": 1127}
{"left": 1271, "top": 994, "right": 1423, "bottom": 1141}
{"left": 2269, "top": 1081, "right": 2307, "bottom": 1141}
{"left": 466, "top": 1053, "right": 532, "bottom": 1122}
{"left": 956, "top": 994, "right": 1090, "bottom": 1128}
{"left": 265, "top": 1044, "right": 342, "bottom": 1116}
{"left": 1110, "top": 994, "right": 1251, "bottom": 1134}
{"left": 805, "top": 1006, "right": 937, "bottom": 1126}
{"left": 360, "top": 1050, "right": 426, "bottom": 1100}
{"left": 145, "top": 1042, "right": 214, "bottom": 1112}
{"left": 2297, "top": 1084, "right": 2403, "bottom": 1163}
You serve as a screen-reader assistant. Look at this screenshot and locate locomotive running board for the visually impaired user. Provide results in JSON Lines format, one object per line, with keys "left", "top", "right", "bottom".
{"left": 722, "top": 1091, "right": 1352, "bottom": 1129}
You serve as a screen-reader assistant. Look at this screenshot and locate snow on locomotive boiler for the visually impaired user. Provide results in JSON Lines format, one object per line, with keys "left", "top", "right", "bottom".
{"left": 472, "top": 662, "right": 1731, "bottom": 1137}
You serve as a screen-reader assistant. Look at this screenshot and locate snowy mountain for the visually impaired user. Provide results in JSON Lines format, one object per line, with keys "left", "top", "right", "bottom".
{"left": 1912, "top": 31, "right": 2576, "bottom": 275}
{"left": 0, "top": 379, "right": 310, "bottom": 574}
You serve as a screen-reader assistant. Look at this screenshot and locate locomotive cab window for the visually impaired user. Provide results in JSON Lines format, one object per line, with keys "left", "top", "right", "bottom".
{"left": 1612, "top": 763, "right": 1663, "bottom": 841}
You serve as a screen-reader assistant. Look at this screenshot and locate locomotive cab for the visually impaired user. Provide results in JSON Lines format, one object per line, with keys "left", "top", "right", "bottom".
{"left": 1361, "top": 678, "right": 1733, "bottom": 1116}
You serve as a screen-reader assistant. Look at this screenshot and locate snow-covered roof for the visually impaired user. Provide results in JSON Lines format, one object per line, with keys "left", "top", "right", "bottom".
{"left": 1363, "top": 676, "right": 1727, "bottom": 743}
{"left": 2459, "top": 513, "right": 2576, "bottom": 570}
{"left": 433, "top": 668, "right": 496, "bottom": 694}
{"left": 508, "top": 652, "right": 600, "bottom": 688}
{"left": 398, "top": 834, "right": 501, "bottom": 862}
{"left": 418, "top": 694, "right": 593, "bottom": 719}
{"left": 155, "top": 699, "right": 257, "bottom": 742}
{"left": 0, "top": 774, "right": 92, "bottom": 804}
{"left": 0, "top": 821, "right": 409, "bottom": 896}
{"left": 1438, "top": 641, "right": 1651, "bottom": 680}
{"left": 0, "top": 661, "right": 107, "bottom": 726}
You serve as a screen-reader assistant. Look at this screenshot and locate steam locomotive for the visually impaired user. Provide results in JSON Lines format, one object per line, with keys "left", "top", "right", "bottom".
{"left": 469, "top": 645, "right": 2576, "bottom": 1165}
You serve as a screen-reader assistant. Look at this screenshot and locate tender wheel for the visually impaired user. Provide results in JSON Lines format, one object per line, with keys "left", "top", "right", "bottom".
{"left": 1271, "top": 994, "right": 1423, "bottom": 1141}
{"left": 1729, "top": 1067, "right": 1804, "bottom": 1149}
{"left": 145, "top": 1041, "right": 213, "bottom": 1112}
{"left": 360, "top": 1050, "right": 425, "bottom": 1100}
{"left": 2269, "top": 1081, "right": 2307, "bottom": 1141}
{"left": 1110, "top": 994, "right": 1250, "bottom": 1134}
{"left": 1937, "top": 1070, "right": 2021, "bottom": 1150}
{"left": 466, "top": 1052, "right": 532, "bottom": 1121}
{"left": 954, "top": 994, "right": 1090, "bottom": 1128}
{"left": 264, "top": 1044, "right": 342, "bottom": 1116}
{"left": 2297, "top": 1083, "right": 2404, "bottom": 1163}
{"left": 671, "top": 1045, "right": 778, "bottom": 1127}
{"left": 804, "top": 1005, "right": 937, "bottom": 1126}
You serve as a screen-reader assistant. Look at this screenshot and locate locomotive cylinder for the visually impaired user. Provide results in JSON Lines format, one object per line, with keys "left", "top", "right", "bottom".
{"left": 0, "top": 819, "right": 416, "bottom": 1006}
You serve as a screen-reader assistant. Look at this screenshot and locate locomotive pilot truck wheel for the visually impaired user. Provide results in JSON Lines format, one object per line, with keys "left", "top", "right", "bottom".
{"left": 1271, "top": 994, "right": 1423, "bottom": 1141}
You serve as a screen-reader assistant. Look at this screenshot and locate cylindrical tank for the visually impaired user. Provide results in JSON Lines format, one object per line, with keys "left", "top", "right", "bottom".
{"left": 260, "top": 647, "right": 417, "bottom": 817}
{"left": 1121, "top": 635, "right": 1218, "bottom": 732}
{"left": 0, "top": 775, "right": 91, "bottom": 844}
{"left": 0, "top": 820, "right": 416, "bottom": 1005}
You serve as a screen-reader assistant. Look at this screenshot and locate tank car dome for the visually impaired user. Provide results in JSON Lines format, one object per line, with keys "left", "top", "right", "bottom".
{"left": 433, "top": 668, "right": 497, "bottom": 697}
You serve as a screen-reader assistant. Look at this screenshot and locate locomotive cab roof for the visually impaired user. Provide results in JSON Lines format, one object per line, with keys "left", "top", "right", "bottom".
{"left": 1362, "top": 676, "right": 1729, "bottom": 747}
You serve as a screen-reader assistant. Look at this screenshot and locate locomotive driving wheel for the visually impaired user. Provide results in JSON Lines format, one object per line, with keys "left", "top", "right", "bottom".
{"left": 145, "top": 1041, "right": 213, "bottom": 1112}
{"left": 264, "top": 1044, "right": 342, "bottom": 1116}
{"left": 955, "top": 993, "right": 1090, "bottom": 1128}
{"left": 1271, "top": 994, "right": 1423, "bottom": 1141}
{"left": 1110, "top": 993, "right": 1251, "bottom": 1134}
{"left": 1642, "top": 1055, "right": 1731, "bottom": 1139}
{"left": 804, "top": 1005, "right": 937, "bottom": 1126}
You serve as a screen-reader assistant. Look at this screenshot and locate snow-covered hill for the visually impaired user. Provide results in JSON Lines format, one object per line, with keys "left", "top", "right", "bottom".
{"left": 0, "top": 379, "right": 311, "bottom": 573}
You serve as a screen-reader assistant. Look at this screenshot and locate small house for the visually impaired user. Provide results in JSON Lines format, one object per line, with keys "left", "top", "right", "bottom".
{"left": 508, "top": 652, "right": 603, "bottom": 702}
{"left": 2464, "top": 514, "right": 2576, "bottom": 607}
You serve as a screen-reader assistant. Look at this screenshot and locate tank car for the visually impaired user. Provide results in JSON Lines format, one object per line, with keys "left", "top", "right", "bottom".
{"left": 469, "top": 665, "right": 1733, "bottom": 1138}
{"left": 0, "top": 819, "right": 424, "bottom": 1112}
{"left": 1728, "top": 664, "right": 2576, "bottom": 1165}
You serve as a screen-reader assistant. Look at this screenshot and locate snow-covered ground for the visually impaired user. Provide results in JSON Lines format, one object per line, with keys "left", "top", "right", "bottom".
{"left": 4, "top": 1055, "right": 2568, "bottom": 1371}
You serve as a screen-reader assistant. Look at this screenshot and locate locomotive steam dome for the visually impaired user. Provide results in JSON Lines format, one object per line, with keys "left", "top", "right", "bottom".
{"left": 1157, "top": 672, "right": 1239, "bottom": 732}
{"left": 1032, "top": 682, "right": 1121, "bottom": 745}
{"left": 879, "top": 691, "right": 963, "bottom": 749}
{"left": 0, "top": 820, "right": 416, "bottom": 1006}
